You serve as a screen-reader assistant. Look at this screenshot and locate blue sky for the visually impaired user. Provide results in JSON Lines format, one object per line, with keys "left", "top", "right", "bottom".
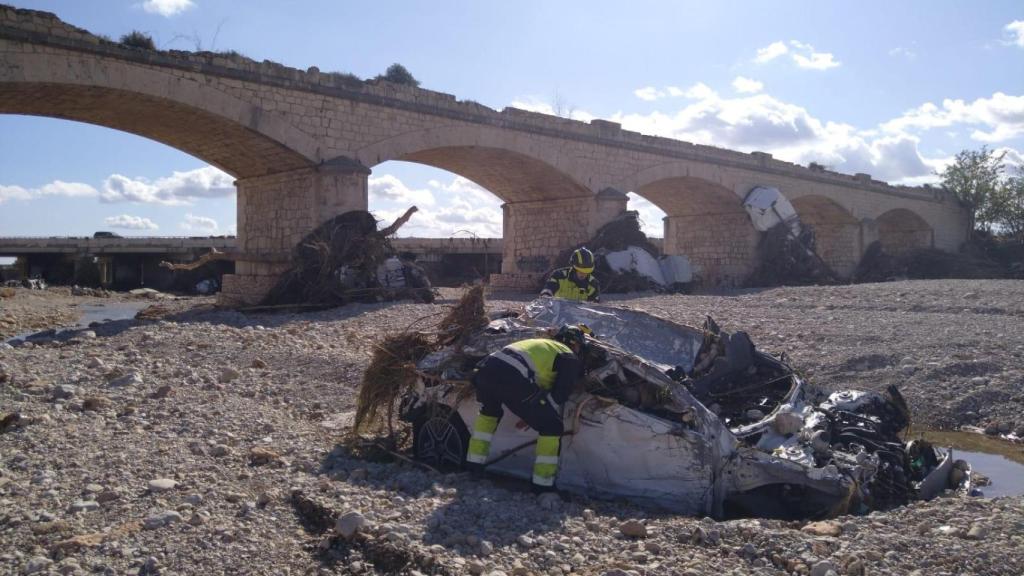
{"left": 1, "top": 0, "right": 1022, "bottom": 243}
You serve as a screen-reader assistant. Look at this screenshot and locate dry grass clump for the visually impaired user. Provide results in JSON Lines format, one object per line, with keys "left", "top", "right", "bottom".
{"left": 353, "top": 286, "right": 491, "bottom": 436}
{"left": 353, "top": 332, "right": 433, "bottom": 435}
{"left": 436, "top": 285, "right": 487, "bottom": 345}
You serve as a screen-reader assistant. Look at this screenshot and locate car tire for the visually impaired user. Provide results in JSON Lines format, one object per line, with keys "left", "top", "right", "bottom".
{"left": 412, "top": 405, "right": 470, "bottom": 470}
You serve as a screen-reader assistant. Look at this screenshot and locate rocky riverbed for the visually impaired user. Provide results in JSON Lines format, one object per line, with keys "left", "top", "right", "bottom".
{"left": 1, "top": 280, "right": 1022, "bottom": 575}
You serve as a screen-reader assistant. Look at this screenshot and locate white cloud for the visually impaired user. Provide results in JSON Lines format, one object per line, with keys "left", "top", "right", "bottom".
{"left": 0, "top": 185, "right": 33, "bottom": 203}
{"left": 606, "top": 89, "right": 947, "bottom": 184}
{"left": 754, "top": 41, "right": 788, "bottom": 63}
{"left": 604, "top": 83, "right": 1024, "bottom": 185}
{"left": 100, "top": 166, "right": 234, "bottom": 205}
{"left": 789, "top": 40, "right": 841, "bottom": 70}
{"left": 104, "top": 214, "right": 159, "bottom": 230}
{"left": 1006, "top": 20, "right": 1024, "bottom": 48}
{"left": 634, "top": 87, "right": 665, "bottom": 101}
{"left": 370, "top": 175, "right": 503, "bottom": 237}
{"left": 369, "top": 174, "right": 436, "bottom": 206}
{"left": 731, "top": 76, "right": 764, "bottom": 94}
{"left": 888, "top": 46, "right": 917, "bottom": 60}
{"left": 141, "top": 0, "right": 195, "bottom": 17}
{"left": 631, "top": 83, "right": 715, "bottom": 102}
{"left": 180, "top": 213, "right": 218, "bottom": 233}
{"left": 0, "top": 180, "right": 98, "bottom": 204}
{"left": 625, "top": 193, "right": 665, "bottom": 237}
{"left": 507, "top": 97, "right": 596, "bottom": 122}
{"left": 754, "top": 40, "right": 840, "bottom": 70}
{"left": 880, "top": 92, "right": 1024, "bottom": 143}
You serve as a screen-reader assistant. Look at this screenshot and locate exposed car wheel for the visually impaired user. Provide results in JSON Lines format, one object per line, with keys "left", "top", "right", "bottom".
{"left": 412, "top": 405, "right": 470, "bottom": 470}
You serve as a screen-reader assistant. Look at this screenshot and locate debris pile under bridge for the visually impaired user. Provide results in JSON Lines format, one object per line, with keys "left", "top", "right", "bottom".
{"left": 162, "top": 207, "right": 435, "bottom": 308}
{"left": 548, "top": 211, "right": 693, "bottom": 294}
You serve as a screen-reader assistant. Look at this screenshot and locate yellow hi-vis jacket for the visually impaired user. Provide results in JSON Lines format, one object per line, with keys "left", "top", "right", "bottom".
{"left": 497, "top": 338, "right": 581, "bottom": 404}
{"left": 541, "top": 267, "right": 601, "bottom": 302}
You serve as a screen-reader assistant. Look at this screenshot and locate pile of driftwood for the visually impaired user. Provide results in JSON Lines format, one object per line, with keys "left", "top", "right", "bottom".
{"left": 161, "top": 207, "right": 434, "bottom": 308}
{"left": 261, "top": 208, "right": 433, "bottom": 306}
{"left": 853, "top": 241, "right": 1005, "bottom": 282}
{"left": 745, "top": 223, "right": 838, "bottom": 287}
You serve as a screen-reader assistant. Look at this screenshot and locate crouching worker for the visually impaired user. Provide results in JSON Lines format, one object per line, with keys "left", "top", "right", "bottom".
{"left": 541, "top": 247, "right": 601, "bottom": 303}
{"left": 466, "top": 325, "right": 588, "bottom": 492}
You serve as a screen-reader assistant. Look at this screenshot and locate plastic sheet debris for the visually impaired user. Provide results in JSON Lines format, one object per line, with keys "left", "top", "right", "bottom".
{"left": 550, "top": 211, "right": 691, "bottom": 294}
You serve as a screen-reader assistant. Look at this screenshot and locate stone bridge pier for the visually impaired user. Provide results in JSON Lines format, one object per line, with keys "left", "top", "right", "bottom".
{"left": 221, "top": 161, "right": 369, "bottom": 304}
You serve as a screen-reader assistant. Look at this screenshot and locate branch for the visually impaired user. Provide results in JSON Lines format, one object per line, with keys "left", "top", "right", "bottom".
{"left": 159, "top": 248, "right": 234, "bottom": 271}
{"left": 380, "top": 206, "right": 418, "bottom": 237}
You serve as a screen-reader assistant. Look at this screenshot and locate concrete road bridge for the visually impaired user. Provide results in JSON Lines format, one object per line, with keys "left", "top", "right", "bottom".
{"left": 0, "top": 236, "right": 504, "bottom": 289}
{"left": 0, "top": 6, "right": 969, "bottom": 303}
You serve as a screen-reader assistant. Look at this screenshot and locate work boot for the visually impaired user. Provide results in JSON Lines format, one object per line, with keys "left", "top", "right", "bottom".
{"left": 530, "top": 482, "right": 556, "bottom": 495}
{"left": 531, "top": 483, "right": 569, "bottom": 501}
{"left": 465, "top": 461, "right": 486, "bottom": 477}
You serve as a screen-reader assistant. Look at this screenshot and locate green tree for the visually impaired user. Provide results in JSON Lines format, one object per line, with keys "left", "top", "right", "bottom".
{"left": 939, "top": 146, "right": 1006, "bottom": 238}
{"left": 994, "top": 167, "right": 1024, "bottom": 241}
{"left": 375, "top": 63, "right": 420, "bottom": 87}
{"left": 119, "top": 30, "right": 156, "bottom": 50}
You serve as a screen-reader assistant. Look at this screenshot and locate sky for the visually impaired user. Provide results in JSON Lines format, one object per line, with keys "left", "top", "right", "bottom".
{"left": 1, "top": 0, "right": 1023, "bottom": 244}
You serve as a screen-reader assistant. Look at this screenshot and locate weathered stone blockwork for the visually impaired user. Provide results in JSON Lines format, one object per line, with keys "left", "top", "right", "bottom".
{"left": 0, "top": 6, "right": 971, "bottom": 302}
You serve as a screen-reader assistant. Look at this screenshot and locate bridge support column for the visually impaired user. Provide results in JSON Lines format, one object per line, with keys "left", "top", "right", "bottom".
{"left": 489, "top": 191, "right": 626, "bottom": 290}
{"left": 220, "top": 160, "right": 369, "bottom": 306}
{"left": 663, "top": 213, "right": 759, "bottom": 287}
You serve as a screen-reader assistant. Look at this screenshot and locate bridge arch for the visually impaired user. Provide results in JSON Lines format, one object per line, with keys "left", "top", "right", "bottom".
{"left": 357, "top": 126, "right": 607, "bottom": 274}
{"left": 630, "top": 162, "right": 758, "bottom": 285}
{"left": 0, "top": 49, "right": 320, "bottom": 178}
{"left": 876, "top": 208, "right": 934, "bottom": 255}
{"left": 790, "top": 195, "right": 861, "bottom": 277}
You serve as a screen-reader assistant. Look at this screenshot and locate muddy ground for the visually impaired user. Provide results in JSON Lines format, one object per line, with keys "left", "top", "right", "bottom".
{"left": 1, "top": 280, "right": 1022, "bottom": 575}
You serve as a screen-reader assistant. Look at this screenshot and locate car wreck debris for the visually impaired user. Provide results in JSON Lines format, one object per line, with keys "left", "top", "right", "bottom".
{"left": 742, "top": 187, "right": 837, "bottom": 287}
{"left": 358, "top": 294, "right": 973, "bottom": 520}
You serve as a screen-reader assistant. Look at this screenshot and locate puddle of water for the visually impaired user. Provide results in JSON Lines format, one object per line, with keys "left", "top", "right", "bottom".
{"left": 75, "top": 302, "right": 148, "bottom": 326}
{"left": 918, "top": 430, "right": 1024, "bottom": 498}
{"left": 4, "top": 301, "right": 149, "bottom": 344}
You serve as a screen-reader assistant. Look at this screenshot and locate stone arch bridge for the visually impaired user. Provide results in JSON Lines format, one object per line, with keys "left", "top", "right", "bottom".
{"left": 0, "top": 6, "right": 968, "bottom": 303}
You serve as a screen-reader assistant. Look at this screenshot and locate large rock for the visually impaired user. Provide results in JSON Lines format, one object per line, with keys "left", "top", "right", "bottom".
{"left": 108, "top": 371, "right": 143, "bottom": 388}
{"left": 67, "top": 500, "right": 99, "bottom": 514}
{"left": 336, "top": 511, "right": 367, "bottom": 538}
{"left": 219, "top": 367, "right": 241, "bottom": 383}
{"left": 143, "top": 510, "right": 183, "bottom": 530}
{"left": 801, "top": 520, "right": 842, "bottom": 537}
{"left": 619, "top": 520, "right": 647, "bottom": 538}
{"left": 148, "top": 478, "right": 178, "bottom": 493}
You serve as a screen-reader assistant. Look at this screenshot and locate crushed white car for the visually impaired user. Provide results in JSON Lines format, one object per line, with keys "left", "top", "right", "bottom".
{"left": 400, "top": 298, "right": 969, "bottom": 519}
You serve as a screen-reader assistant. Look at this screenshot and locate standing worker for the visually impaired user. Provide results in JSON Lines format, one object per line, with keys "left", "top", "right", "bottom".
{"left": 541, "top": 247, "right": 601, "bottom": 302}
{"left": 466, "top": 325, "right": 589, "bottom": 492}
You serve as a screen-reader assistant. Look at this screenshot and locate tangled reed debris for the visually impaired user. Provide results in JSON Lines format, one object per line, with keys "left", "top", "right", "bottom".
{"left": 353, "top": 287, "right": 491, "bottom": 436}
{"left": 353, "top": 332, "right": 433, "bottom": 435}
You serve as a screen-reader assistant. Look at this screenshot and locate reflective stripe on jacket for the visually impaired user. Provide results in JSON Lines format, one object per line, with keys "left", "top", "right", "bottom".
{"left": 542, "top": 267, "right": 600, "bottom": 302}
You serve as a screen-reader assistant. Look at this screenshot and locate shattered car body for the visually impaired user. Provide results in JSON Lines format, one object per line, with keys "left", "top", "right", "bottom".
{"left": 400, "top": 298, "right": 964, "bottom": 519}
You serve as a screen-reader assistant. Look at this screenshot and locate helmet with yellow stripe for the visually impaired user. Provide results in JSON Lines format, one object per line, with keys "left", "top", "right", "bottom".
{"left": 570, "top": 247, "right": 595, "bottom": 276}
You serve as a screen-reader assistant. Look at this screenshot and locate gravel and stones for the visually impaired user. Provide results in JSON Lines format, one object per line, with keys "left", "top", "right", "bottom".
{"left": 1, "top": 281, "right": 1022, "bottom": 575}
